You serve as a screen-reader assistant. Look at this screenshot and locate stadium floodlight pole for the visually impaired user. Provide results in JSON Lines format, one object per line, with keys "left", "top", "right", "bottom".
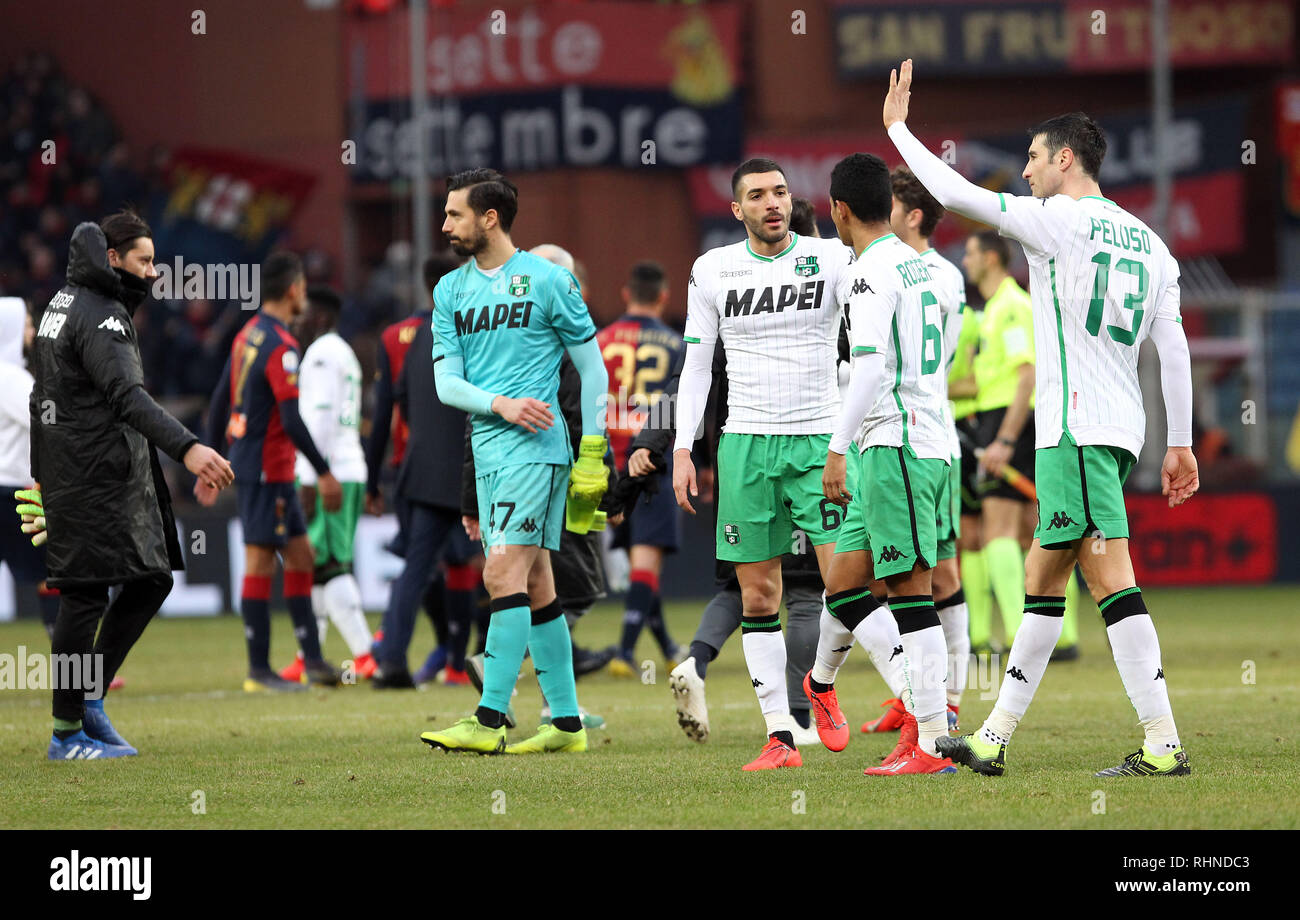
{"left": 1140, "top": 0, "right": 1175, "bottom": 485}
{"left": 410, "top": 0, "right": 431, "bottom": 302}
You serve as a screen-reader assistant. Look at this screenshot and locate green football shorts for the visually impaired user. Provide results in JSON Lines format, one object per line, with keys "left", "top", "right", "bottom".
{"left": 715, "top": 433, "right": 848, "bottom": 563}
{"left": 307, "top": 480, "right": 365, "bottom": 574}
{"left": 846, "top": 445, "right": 949, "bottom": 580}
{"left": 1033, "top": 435, "right": 1136, "bottom": 548}
{"left": 935, "top": 452, "right": 960, "bottom": 561}
{"left": 476, "top": 462, "right": 568, "bottom": 552}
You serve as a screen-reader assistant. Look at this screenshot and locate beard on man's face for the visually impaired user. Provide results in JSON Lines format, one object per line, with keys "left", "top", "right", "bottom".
{"left": 448, "top": 227, "right": 487, "bottom": 258}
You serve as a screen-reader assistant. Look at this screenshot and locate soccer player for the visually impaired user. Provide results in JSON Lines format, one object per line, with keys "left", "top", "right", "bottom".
{"left": 961, "top": 231, "right": 1037, "bottom": 650}
{"left": 419, "top": 169, "right": 609, "bottom": 756}
{"left": 672, "top": 158, "right": 854, "bottom": 771}
{"left": 275, "top": 287, "right": 376, "bottom": 682}
{"left": 885, "top": 60, "right": 1198, "bottom": 776}
{"left": 599, "top": 261, "right": 686, "bottom": 675}
{"left": 807, "top": 153, "right": 957, "bottom": 776}
{"left": 201, "top": 252, "right": 343, "bottom": 692}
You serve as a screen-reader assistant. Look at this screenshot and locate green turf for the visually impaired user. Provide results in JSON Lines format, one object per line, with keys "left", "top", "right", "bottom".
{"left": 0, "top": 585, "right": 1296, "bottom": 829}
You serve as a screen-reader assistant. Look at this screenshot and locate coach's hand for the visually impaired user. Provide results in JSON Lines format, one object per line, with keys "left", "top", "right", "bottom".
{"left": 184, "top": 443, "right": 234, "bottom": 490}
{"left": 1161, "top": 446, "right": 1199, "bottom": 508}
{"left": 365, "top": 491, "right": 384, "bottom": 516}
{"left": 492, "top": 395, "right": 554, "bottom": 434}
{"left": 462, "top": 516, "right": 481, "bottom": 542}
{"left": 883, "top": 58, "right": 912, "bottom": 129}
{"left": 628, "top": 448, "right": 657, "bottom": 478}
{"left": 673, "top": 448, "right": 698, "bottom": 515}
{"left": 823, "top": 451, "right": 852, "bottom": 507}
{"left": 318, "top": 472, "right": 343, "bottom": 512}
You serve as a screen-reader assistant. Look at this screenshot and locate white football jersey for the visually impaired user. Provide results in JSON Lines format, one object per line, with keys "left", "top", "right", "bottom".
{"left": 295, "top": 331, "right": 367, "bottom": 485}
{"left": 996, "top": 193, "right": 1181, "bottom": 459}
{"left": 837, "top": 233, "right": 951, "bottom": 460}
{"left": 685, "top": 233, "right": 854, "bottom": 434}
{"left": 920, "top": 247, "right": 967, "bottom": 461}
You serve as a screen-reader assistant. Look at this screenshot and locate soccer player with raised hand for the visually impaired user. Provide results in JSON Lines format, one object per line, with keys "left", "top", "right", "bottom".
{"left": 815, "top": 153, "right": 958, "bottom": 776}
{"left": 419, "top": 169, "right": 608, "bottom": 756}
{"left": 884, "top": 59, "right": 1198, "bottom": 777}
{"left": 672, "top": 159, "right": 855, "bottom": 771}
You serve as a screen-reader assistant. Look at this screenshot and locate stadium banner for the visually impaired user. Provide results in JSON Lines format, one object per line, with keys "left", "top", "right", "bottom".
{"left": 690, "top": 97, "right": 1247, "bottom": 258}
{"left": 1126, "top": 493, "right": 1278, "bottom": 586}
{"left": 147, "top": 148, "right": 316, "bottom": 267}
{"left": 345, "top": 1, "right": 743, "bottom": 179}
{"left": 830, "top": 0, "right": 1294, "bottom": 78}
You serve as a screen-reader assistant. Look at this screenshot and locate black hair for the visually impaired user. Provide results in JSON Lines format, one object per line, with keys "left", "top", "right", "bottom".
{"left": 1029, "top": 112, "right": 1107, "bottom": 179}
{"left": 261, "top": 251, "right": 304, "bottom": 302}
{"left": 446, "top": 168, "right": 519, "bottom": 232}
{"left": 790, "top": 197, "right": 818, "bottom": 236}
{"left": 891, "top": 166, "right": 944, "bottom": 238}
{"left": 423, "top": 252, "right": 463, "bottom": 292}
{"left": 100, "top": 208, "right": 151, "bottom": 255}
{"left": 626, "top": 260, "right": 667, "bottom": 305}
{"left": 829, "top": 153, "right": 891, "bottom": 225}
{"left": 731, "top": 157, "right": 786, "bottom": 201}
{"left": 307, "top": 285, "right": 342, "bottom": 314}
{"left": 972, "top": 230, "right": 1011, "bottom": 268}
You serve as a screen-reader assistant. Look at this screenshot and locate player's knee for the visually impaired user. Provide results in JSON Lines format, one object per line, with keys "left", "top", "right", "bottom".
{"left": 739, "top": 583, "right": 780, "bottom": 618}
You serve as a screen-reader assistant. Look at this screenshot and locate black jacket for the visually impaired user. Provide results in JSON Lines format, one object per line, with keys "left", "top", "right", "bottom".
{"left": 29, "top": 223, "right": 197, "bottom": 587}
{"left": 395, "top": 317, "right": 468, "bottom": 512}
{"left": 460, "top": 356, "right": 617, "bottom": 608}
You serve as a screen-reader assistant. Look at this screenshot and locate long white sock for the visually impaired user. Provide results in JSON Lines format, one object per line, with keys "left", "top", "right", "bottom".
{"left": 897, "top": 615, "right": 948, "bottom": 755}
{"left": 742, "top": 615, "right": 793, "bottom": 737}
{"left": 1105, "top": 599, "right": 1179, "bottom": 753}
{"left": 311, "top": 585, "right": 328, "bottom": 650}
{"left": 937, "top": 598, "right": 970, "bottom": 708}
{"left": 852, "top": 603, "right": 907, "bottom": 698}
{"left": 323, "top": 574, "right": 373, "bottom": 658}
{"left": 811, "top": 602, "right": 855, "bottom": 685}
{"left": 983, "top": 599, "right": 1065, "bottom": 743}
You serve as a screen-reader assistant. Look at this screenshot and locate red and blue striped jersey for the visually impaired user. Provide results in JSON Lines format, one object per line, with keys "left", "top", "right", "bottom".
{"left": 226, "top": 313, "right": 302, "bottom": 482}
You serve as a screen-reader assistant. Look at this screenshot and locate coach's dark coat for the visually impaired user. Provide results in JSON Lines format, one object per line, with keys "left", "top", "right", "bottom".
{"left": 29, "top": 222, "right": 198, "bottom": 587}
{"left": 395, "top": 318, "right": 469, "bottom": 512}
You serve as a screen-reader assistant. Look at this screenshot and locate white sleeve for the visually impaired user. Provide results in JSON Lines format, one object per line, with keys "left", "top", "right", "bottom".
{"left": 844, "top": 267, "right": 895, "bottom": 359}
{"left": 295, "top": 346, "right": 337, "bottom": 486}
{"left": 673, "top": 340, "right": 714, "bottom": 453}
{"left": 995, "top": 194, "right": 1075, "bottom": 258}
{"left": 830, "top": 353, "right": 885, "bottom": 455}
{"left": 941, "top": 272, "right": 965, "bottom": 373}
{"left": 682, "top": 256, "right": 719, "bottom": 347}
{"left": 1148, "top": 317, "right": 1192, "bottom": 448}
{"left": 1148, "top": 256, "right": 1191, "bottom": 447}
{"left": 0, "top": 369, "right": 32, "bottom": 432}
{"left": 888, "top": 122, "right": 1003, "bottom": 226}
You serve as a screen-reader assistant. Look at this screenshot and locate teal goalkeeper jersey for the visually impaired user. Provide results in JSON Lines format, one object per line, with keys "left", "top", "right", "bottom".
{"left": 432, "top": 249, "right": 597, "bottom": 474}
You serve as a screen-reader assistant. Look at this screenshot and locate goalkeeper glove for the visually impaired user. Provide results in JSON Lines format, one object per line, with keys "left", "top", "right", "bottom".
{"left": 565, "top": 435, "right": 608, "bottom": 534}
{"left": 15, "top": 488, "right": 47, "bottom": 547}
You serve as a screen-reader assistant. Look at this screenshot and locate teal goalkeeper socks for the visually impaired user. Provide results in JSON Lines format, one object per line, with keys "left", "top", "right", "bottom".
{"left": 480, "top": 596, "right": 531, "bottom": 715}
{"left": 529, "top": 607, "right": 579, "bottom": 720}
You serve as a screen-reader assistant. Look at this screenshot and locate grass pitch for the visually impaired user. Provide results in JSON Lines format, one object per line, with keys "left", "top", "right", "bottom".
{"left": 0, "top": 585, "right": 1296, "bottom": 829}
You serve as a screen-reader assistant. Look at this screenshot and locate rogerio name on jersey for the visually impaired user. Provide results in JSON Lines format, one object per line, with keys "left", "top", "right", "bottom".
{"left": 453, "top": 300, "right": 535, "bottom": 336}
{"left": 723, "top": 280, "right": 825, "bottom": 317}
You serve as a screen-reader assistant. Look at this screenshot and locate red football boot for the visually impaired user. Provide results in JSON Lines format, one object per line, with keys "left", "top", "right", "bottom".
{"left": 864, "top": 743, "right": 957, "bottom": 775}
{"left": 879, "top": 711, "right": 919, "bottom": 767}
{"left": 742, "top": 737, "right": 803, "bottom": 772}
{"left": 279, "top": 653, "right": 306, "bottom": 683}
{"left": 802, "top": 671, "right": 849, "bottom": 752}
{"left": 861, "top": 697, "right": 907, "bottom": 733}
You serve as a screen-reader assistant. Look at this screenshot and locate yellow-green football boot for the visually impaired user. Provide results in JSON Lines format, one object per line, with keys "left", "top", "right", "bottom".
{"left": 420, "top": 716, "right": 507, "bottom": 755}
{"left": 504, "top": 723, "right": 587, "bottom": 754}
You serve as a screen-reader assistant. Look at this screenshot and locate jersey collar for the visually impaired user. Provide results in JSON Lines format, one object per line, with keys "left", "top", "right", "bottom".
{"left": 860, "top": 232, "right": 897, "bottom": 258}
{"left": 745, "top": 232, "right": 799, "bottom": 262}
{"left": 1079, "top": 194, "right": 1118, "bottom": 205}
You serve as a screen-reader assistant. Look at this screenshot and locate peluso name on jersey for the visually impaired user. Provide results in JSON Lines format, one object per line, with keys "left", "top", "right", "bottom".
{"left": 724, "top": 280, "right": 825, "bottom": 317}
{"left": 1088, "top": 218, "right": 1152, "bottom": 254}
{"left": 453, "top": 301, "right": 535, "bottom": 336}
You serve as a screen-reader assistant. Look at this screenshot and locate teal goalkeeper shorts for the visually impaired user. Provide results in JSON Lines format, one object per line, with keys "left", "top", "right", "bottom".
{"left": 475, "top": 462, "right": 568, "bottom": 553}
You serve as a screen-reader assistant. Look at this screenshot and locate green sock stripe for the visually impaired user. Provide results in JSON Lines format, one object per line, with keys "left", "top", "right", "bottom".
{"left": 1099, "top": 586, "right": 1141, "bottom": 611}
{"left": 742, "top": 616, "right": 781, "bottom": 631}
{"left": 1024, "top": 601, "right": 1065, "bottom": 610}
{"left": 890, "top": 600, "right": 933, "bottom": 611}
{"left": 53, "top": 718, "right": 82, "bottom": 732}
{"left": 828, "top": 589, "right": 872, "bottom": 611}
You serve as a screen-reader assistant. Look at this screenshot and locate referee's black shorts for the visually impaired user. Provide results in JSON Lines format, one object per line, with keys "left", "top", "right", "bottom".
{"left": 974, "top": 407, "right": 1036, "bottom": 504}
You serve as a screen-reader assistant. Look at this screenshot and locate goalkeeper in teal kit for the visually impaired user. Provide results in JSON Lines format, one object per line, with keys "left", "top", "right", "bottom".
{"left": 420, "top": 169, "right": 609, "bottom": 755}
